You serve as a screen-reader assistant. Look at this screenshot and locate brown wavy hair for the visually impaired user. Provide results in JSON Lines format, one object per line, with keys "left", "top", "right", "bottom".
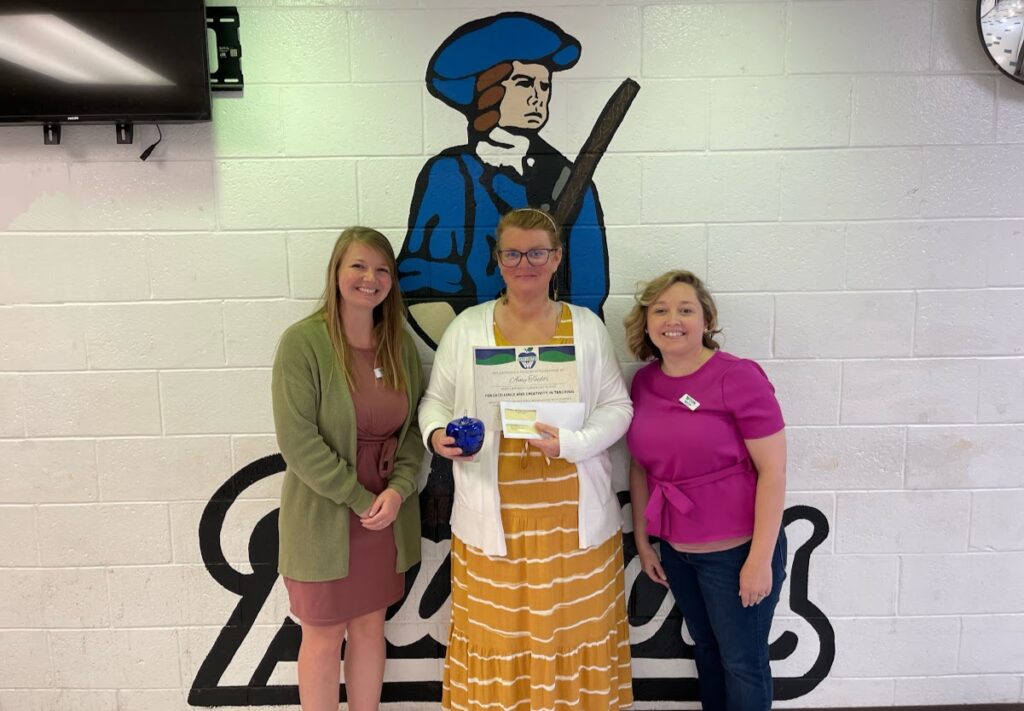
{"left": 624, "top": 270, "right": 721, "bottom": 361}
{"left": 316, "top": 227, "right": 407, "bottom": 392}
{"left": 472, "top": 62, "right": 514, "bottom": 134}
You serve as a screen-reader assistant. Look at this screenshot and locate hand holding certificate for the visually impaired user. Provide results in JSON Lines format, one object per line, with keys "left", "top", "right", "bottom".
{"left": 473, "top": 345, "right": 581, "bottom": 430}
{"left": 499, "top": 401, "right": 585, "bottom": 439}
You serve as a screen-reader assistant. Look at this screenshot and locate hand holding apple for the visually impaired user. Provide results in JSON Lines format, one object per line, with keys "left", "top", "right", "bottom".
{"left": 445, "top": 415, "right": 485, "bottom": 456}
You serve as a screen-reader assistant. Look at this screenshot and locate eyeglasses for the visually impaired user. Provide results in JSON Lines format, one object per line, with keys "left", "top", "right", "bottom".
{"left": 496, "top": 248, "right": 559, "bottom": 267}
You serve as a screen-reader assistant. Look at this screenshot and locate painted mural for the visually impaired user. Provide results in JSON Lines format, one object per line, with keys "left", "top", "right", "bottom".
{"left": 397, "top": 12, "right": 637, "bottom": 345}
{"left": 190, "top": 457, "right": 834, "bottom": 706}
{"left": 190, "top": 12, "right": 834, "bottom": 708}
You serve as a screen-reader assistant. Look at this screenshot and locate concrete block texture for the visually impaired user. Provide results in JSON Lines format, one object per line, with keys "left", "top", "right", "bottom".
{"left": 0, "top": 439, "right": 98, "bottom": 503}
{"left": 234, "top": 8, "right": 350, "bottom": 84}
{"left": 987, "top": 224, "right": 1024, "bottom": 286}
{"left": 780, "top": 149, "right": 923, "bottom": 221}
{"left": 922, "top": 146, "right": 1024, "bottom": 218}
{"left": 642, "top": 153, "right": 781, "bottom": 223}
{"left": 0, "top": 235, "right": 149, "bottom": 305}
{"left": 958, "top": 615, "right": 1024, "bottom": 674}
{"left": 0, "top": 631, "right": 52, "bottom": 687}
{"left": 0, "top": 568, "right": 109, "bottom": 628}
{"left": 851, "top": 76, "right": 996, "bottom": 146}
{"left": 805, "top": 554, "right": 899, "bottom": 617}
{"left": 710, "top": 75, "right": 853, "bottom": 151}
{"left": 0, "top": 507, "right": 38, "bottom": 566}
{"left": 828, "top": 617, "right": 960, "bottom": 677}
{"left": 845, "top": 220, "right": 994, "bottom": 290}
{"left": 36, "top": 503, "right": 171, "bottom": 566}
{"left": 840, "top": 359, "right": 980, "bottom": 425}
{"left": 0, "top": 690, "right": 116, "bottom": 711}
{"left": 217, "top": 159, "right": 359, "bottom": 230}
{"left": 916, "top": 289, "right": 1024, "bottom": 356}
{"left": 970, "top": 490, "right": 1024, "bottom": 551}
{"left": 287, "top": 231, "right": 344, "bottom": 300}
{"left": 899, "top": 553, "right": 1024, "bottom": 614}
{"left": 49, "top": 629, "right": 181, "bottom": 688}
{"left": 708, "top": 223, "right": 845, "bottom": 292}
{"left": 147, "top": 233, "right": 289, "bottom": 300}
{"left": 282, "top": 84, "right": 423, "bottom": 157}
{"left": 774, "top": 292, "right": 915, "bottom": 358}
{"left": 786, "top": 0, "right": 932, "bottom": 73}
{"left": 786, "top": 426, "right": 904, "bottom": 491}
{"left": 357, "top": 157, "right": 429, "bottom": 231}
{"left": 906, "top": 425, "right": 1024, "bottom": 489}
{"left": 96, "top": 436, "right": 232, "bottom": 502}
{"left": 714, "top": 293, "right": 773, "bottom": 360}
{"left": 643, "top": 3, "right": 786, "bottom": 77}
{"left": 84, "top": 302, "right": 226, "bottom": 369}
{"left": 835, "top": 491, "right": 971, "bottom": 553}
{"left": 223, "top": 300, "right": 317, "bottom": 367}
{"left": 932, "top": 0, "right": 998, "bottom": 73}
{"left": 21, "top": 372, "right": 162, "bottom": 437}
{"left": 0, "top": 161, "right": 72, "bottom": 231}
{"left": 0, "top": 376, "right": 25, "bottom": 437}
{"left": 0, "top": 306, "right": 88, "bottom": 371}
{"left": 606, "top": 225, "right": 706, "bottom": 294}
{"left": 159, "top": 369, "right": 273, "bottom": 435}
{"left": 894, "top": 675, "right": 1023, "bottom": 705}
{"left": 760, "top": 361, "right": 841, "bottom": 426}
{"left": 69, "top": 162, "right": 216, "bottom": 231}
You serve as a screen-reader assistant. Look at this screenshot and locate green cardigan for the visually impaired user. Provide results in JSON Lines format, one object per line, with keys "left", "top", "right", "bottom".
{"left": 272, "top": 314, "right": 425, "bottom": 581}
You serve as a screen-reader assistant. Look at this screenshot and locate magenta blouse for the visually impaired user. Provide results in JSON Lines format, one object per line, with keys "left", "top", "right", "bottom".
{"left": 627, "top": 351, "right": 784, "bottom": 544}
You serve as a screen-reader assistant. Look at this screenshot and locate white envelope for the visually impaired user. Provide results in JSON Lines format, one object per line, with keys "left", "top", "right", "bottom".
{"left": 499, "top": 401, "right": 585, "bottom": 439}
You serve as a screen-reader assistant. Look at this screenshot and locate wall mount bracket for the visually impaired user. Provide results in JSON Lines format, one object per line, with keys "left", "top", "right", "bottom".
{"left": 42, "top": 123, "right": 61, "bottom": 145}
{"left": 207, "top": 7, "right": 243, "bottom": 91}
{"left": 115, "top": 122, "right": 133, "bottom": 144}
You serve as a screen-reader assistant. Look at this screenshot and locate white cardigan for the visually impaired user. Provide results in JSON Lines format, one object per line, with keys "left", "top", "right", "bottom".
{"left": 419, "top": 300, "right": 633, "bottom": 556}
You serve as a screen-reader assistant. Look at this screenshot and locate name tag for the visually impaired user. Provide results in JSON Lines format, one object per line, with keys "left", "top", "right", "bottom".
{"left": 679, "top": 393, "right": 700, "bottom": 411}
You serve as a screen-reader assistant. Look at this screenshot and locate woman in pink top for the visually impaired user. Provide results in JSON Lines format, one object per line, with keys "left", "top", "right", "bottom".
{"left": 625, "top": 270, "right": 787, "bottom": 711}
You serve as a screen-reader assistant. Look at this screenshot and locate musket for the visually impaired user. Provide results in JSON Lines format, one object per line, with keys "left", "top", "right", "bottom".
{"left": 550, "top": 77, "right": 641, "bottom": 306}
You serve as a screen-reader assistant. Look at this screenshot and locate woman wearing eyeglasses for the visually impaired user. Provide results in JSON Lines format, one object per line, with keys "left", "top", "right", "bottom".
{"left": 418, "top": 207, "right": 634, "bottom": 710}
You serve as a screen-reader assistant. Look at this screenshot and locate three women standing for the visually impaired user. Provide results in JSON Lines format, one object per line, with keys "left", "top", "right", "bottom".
{"left": 272, "top": 227, "right": 425, "bottom": 711}
{"left": 419, "top": 208, "right": 635, "bottom": 710}
{"left": 272, "top": 223, "right": 786, "bottom": 710}
{"left": 626, "top": 270, "right": 787, "bottom": 711}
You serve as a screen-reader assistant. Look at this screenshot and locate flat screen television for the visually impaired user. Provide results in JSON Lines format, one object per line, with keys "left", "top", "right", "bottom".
{"left": 0, "top": 0, "right": 211, "bottom": 125}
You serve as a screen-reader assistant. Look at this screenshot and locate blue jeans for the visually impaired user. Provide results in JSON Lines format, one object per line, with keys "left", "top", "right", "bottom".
{"left": 659, "top": 533, "right": 787, "bottom": 711}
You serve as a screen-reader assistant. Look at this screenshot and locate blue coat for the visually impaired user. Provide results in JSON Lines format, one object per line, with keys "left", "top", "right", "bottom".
{"left": 397, "top": 138, "right": 609, "bottom": 323}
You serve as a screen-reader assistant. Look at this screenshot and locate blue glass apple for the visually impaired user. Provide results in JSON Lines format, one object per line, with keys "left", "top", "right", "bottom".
{"left": 446, "top": 415, "right": 485, "bottom": 456}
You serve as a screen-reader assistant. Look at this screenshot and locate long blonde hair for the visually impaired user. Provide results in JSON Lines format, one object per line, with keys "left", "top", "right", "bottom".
{"left": 624, "top": 270, "right": 721, "bottom": 362}
{"left": 317, "top": 227, "right": 407, "bottom": 392}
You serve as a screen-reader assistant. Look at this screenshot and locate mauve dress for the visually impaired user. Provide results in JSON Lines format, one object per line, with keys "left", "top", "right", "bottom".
{"left": 283, "top": 346, "right": 409, "bottom": 625}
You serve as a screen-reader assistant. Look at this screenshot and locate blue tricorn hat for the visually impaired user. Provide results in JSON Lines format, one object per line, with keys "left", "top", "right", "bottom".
{"left": 426, "top": 12, "right": 582, "bottom": 110}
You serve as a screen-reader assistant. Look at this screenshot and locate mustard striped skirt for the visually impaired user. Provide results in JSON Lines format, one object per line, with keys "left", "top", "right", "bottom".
{"left": 443, "top": 440, "right": 633, "bottom": 710}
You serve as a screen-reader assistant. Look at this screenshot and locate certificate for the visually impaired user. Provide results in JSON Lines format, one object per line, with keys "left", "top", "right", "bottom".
{"left": 473, "top": 345, "right": 580, "bottom": 428}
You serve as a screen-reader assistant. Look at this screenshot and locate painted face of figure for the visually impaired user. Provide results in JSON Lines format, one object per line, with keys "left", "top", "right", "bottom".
{"left": 646, "top": 282, "right": 707, "bottom": 361}
{"left": 337, "top": 242, "right": 393, "bottom": 314}
{"left": 497, "top": 226, "right": 561, "bottom": 299}
{"left": 498, "top": 61, "right": 551, "bottom": 131}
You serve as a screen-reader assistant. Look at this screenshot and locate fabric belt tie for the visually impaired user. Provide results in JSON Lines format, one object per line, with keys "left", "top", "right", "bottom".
{"left": 644, "top": 459, "right": 755, "bottom": 540}
{"left": 361, "top": 433, "right": 399, "bottom": 480}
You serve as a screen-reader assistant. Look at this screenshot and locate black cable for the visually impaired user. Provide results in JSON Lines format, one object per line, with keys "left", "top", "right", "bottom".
{"left": 139, "top": 123, "right": 163, "bottom": 161}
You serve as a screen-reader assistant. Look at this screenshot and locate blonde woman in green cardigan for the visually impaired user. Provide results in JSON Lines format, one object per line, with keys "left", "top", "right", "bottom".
{"left": 272, "top": 227, "right": 425, "bottom": 711}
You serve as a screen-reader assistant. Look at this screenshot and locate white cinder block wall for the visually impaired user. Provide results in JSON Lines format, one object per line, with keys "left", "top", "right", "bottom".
{"left": 2, "top": 0, "right": 1023, "bottom": 708}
